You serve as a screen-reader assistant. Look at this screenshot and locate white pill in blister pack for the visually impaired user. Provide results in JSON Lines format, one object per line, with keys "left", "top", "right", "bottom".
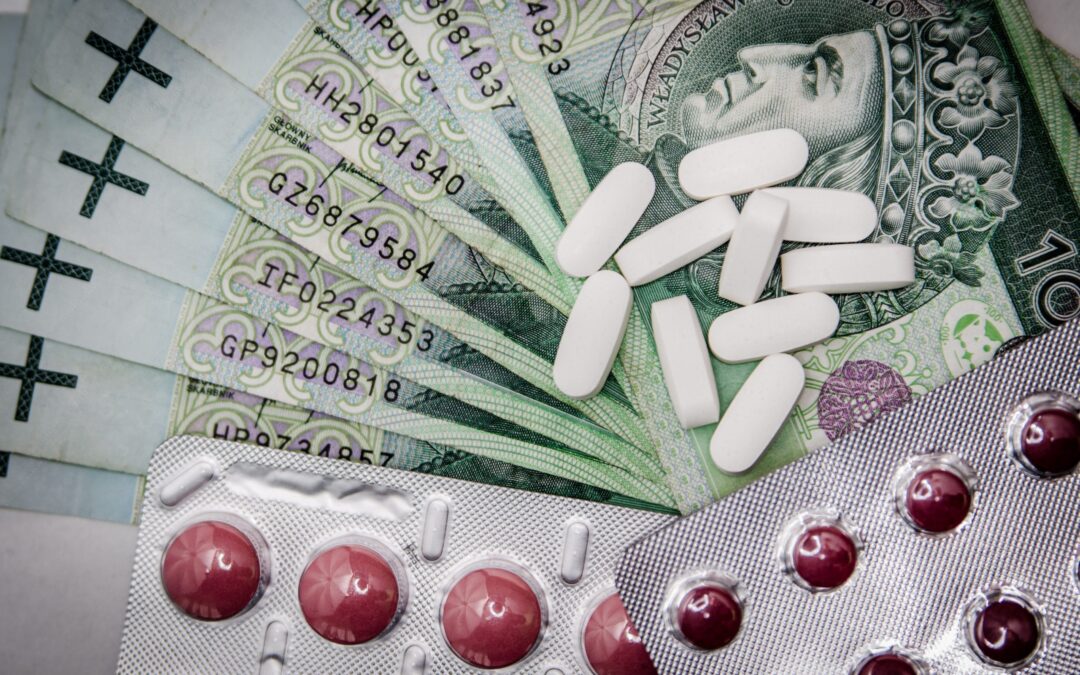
{"left": 651, "top": 296, "right": 720, "bottom": 429}
{"left": 678, "top": 129, "right": 809, "bottom": 200}
{"left": 553, "top": 271, "right": 632, "bottom": 400}
{"left": 781, "top": 243, "right": 915, "bottom": 294}
{"left": 758, "top": 187, "right": 877, "bottom": 243}
{"left": 717, "top": 191, "right": 787, "bottom": 306}
{"left": 556, "top": 162, "right": 655, "bottom": 278}
{"left": 615, "top": 197, "right": 738, "bottom": 286}
{"left": 710, "top": 353, "right": 804, "bottom": 474}
{"left": 708, "top": 293, "right": 839, "bottom": 363}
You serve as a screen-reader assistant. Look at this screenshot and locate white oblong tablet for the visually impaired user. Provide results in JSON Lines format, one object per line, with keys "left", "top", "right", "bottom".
{"left": 559, "top": 521, "right": 590, "bottom": 584}
{"left": 759, "top": 187, "right": 877, "bottom": 243}
{"left": 708, "top": 293, "right": 839, "bottom": 363}
{"left": 678, "top": 129, "right": 809, "bottom": 200}
{"left": 710, "top": 353, "right": 804, "bottom": 474}
{"left": 420, "top": 498, "right": 450, "bottom": 561}
{"left": 717, "top": 191, "right": 787, "bottom": 306}
{"left": 556, "top": 162, "right": 656, "bottom": 277}
{"left": 651, "top": 296, "right": 720, "bottom": 429}
{"left": 781, "top": 243, "right": 915, "bottom": 294}
{"left": 615, "top": 196, "right": 738, "bottom": 286}
{"left": 553, "top": 271, "right": 632, "bottom": 399}
{"left": 159, "top": 461, "right": 215, "bottom": 506}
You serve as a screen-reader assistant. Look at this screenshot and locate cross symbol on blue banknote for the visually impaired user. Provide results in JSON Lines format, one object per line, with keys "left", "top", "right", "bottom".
{"left": 85, "top": 18, "right": 172, "bottom": 103}
{"left": 0, "top": 335, "right": 78, "bottom": 422}
{"left": 58, "top": 136, "right": 149, "bottom": 218}
{"left": 0, "top": 234, "right": 93, "bottom": 310}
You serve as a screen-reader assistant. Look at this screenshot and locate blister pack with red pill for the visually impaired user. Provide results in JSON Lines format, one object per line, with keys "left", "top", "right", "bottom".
{"left": 615, "top": 320, "right": 1080, "bottom": 673}
{"left": 116, "top": 436, "right": 673, "bottom": 673}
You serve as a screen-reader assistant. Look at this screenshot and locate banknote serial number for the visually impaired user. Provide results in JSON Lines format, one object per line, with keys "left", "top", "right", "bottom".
{"left": 211, "top": 422, "right": 394, "bottom": 465}
{"left": 219, "top": 335, "right": 404, "bottom": 402}
{"left": 522, "top": 2, "right": 570, "bottom": 75}
{"left": 302, "top": 75, "right": 467, "bottom": 193}
{"left": 422, "top": 1, "right": 517, "bottom": 108}
{"left": 257, "top": 261, "right": 435, "bottom": 351}
{"left": 268, "top": 172, "right": 435, "bottom": 281}
{"left": 348, "top": 0, "right": 439, "bottom": 94}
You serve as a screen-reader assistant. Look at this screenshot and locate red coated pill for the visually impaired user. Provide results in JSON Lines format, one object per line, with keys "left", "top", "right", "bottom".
{"left": 1020, "top": 407, "right": 1080, "bottom": 475}
{"left": 904, "top": 468, "right": 971, "bottom": 533}
{"left": 792, "top": 525, "right": 858, "bottom": 590}
{"left": 582, "top": 593, "right": 656, "bottom": 675}
{"left": 675, "top": 584, "right": 742, "bottom": 651}
{"left": 298, "top": 544, "right": 400, "bottom": 645}
{"left": 161, "top": 520, "right": 262, "bottom": 621}
{"left": 971, "top": 598, "right": 1041, "bottom": 666}
{"left": 857, "top": 653, "right": 918, "bottom": 675}
{"left": 442, "top": 567, "right": 543, "bottom": 668}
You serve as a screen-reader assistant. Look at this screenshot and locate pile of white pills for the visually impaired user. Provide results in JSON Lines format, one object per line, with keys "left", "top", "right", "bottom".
{"left": 553, "top": 128, "right": 916, "bottom": 473}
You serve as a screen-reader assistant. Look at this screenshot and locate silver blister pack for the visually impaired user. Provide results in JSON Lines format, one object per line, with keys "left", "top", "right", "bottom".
{"left": 616, "top": 320, "right": 1080, "bottom": 674}
{"left": 117, "top": 436, "right": 673, "bottom": 673}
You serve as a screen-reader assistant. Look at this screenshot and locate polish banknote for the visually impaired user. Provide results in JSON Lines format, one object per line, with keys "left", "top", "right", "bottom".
{"left": 484, "top": 0, "right": 1080, "bottom": 510}
{"left": 276, "top": 0, "right": 696, "bottom": 492}
{"left": 26, "top": 0, "right": 654, "bottom": 452}
{"left": 115, "top": 0, "right": 697, "bottom": 496}
{"left": 5, "top": 89, "right": 655, "bottom": 482}
{"left": 0, "top": 0, "right": 670, "bottom": 497}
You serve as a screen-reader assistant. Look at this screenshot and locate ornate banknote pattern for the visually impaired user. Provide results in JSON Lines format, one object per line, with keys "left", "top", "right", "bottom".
{"left": 25, "top": 0, "right": 652, "bottom": 451}
{"left": 502, "top": 0, "right": 1080, "bottom": 509}
{"left": 7, "top": 89, "right": 646, "bottom": 468}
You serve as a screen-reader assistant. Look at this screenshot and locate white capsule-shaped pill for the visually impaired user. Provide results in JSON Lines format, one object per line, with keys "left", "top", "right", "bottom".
{"left": 781, "top": 243, "right": 915, "bottom": 294}
{"left": 560, "top": 521, "right": 590, "bottom": 584}
{"left": 759, "top": 187, "right": 877, "bottom": 243}
{"left": 652, "top": 296, "right": 720, "bottom": 428}
{"left": 159, "top": 461, "right": 215, "bottom": 506}
{"left": 710, "top": 354, "right": 804, "bottom": 474}
{"left": 420, "top": 498, "right": 450, "bottom": 561}
{"left": 556, "top": 162, "right": 655, "bottom": 277}
{"left": 615, "top": 196, "right": 738, "bottom": 286}
{"left": 717, "top": 191, "right": 788, "bottom": 306}
{"left": 708, "top": 293, "right": 839, "bottom": 363}
{"left": 678, "top": 129, "right": 809, "bottom": 200}
{"left": 553, "top": 271, "right": 632, "bottom": 399}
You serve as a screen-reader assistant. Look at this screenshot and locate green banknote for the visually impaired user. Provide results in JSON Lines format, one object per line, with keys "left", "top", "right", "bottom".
{"left": 4, "top": 86, "right": 655, "bottom": 479}
{"left": 292, "top": 0, "right": 576, "bottom": 282}
{"left": 291, "top": 0, "right": 696, "bottom": 502}
{"left": 496, "top": 0, "right": 1080, "bottom": 510}
{"left": 0, "top": 326, "right": 673, "bottom": 523}
{"left": 353, "top": 0, "right": 573, "bottom": 265}
{"left": 128, "top": 0, "right": 573, "bottom": 302}
{"left": 0, "top": 218, "right": 673, "bottom": 505}
{"left": 120, "top": 0, "right": 671, "bottom": 457}
{"left": 125, "top": 0, "right": 650, "bottom": 412}
{"left": 28, "top": 0, "right": 652, "bottom": 449}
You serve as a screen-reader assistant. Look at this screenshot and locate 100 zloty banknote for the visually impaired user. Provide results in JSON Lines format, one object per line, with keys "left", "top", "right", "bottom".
{"left": 495, "top": 0, "right": 1080, "bottom": 510}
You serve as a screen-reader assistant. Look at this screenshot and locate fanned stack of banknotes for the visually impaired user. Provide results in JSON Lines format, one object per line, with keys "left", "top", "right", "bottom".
{"left": 1, "top": 0, "right": 1078, "bottom": 523}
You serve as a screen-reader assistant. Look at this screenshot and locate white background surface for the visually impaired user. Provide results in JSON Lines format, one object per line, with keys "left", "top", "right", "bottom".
{"left": 0, "top": 1, "right": 1077, "bottom": 673}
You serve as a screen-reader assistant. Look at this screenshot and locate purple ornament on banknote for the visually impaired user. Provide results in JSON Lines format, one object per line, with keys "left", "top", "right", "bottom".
{"left": 817, "top": 360, "right": 911, "bottom": 441}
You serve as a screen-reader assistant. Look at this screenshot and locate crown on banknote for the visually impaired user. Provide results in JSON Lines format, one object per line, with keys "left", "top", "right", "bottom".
{"left": 874, "top": 6, "right": 1019, "bottom": 296}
